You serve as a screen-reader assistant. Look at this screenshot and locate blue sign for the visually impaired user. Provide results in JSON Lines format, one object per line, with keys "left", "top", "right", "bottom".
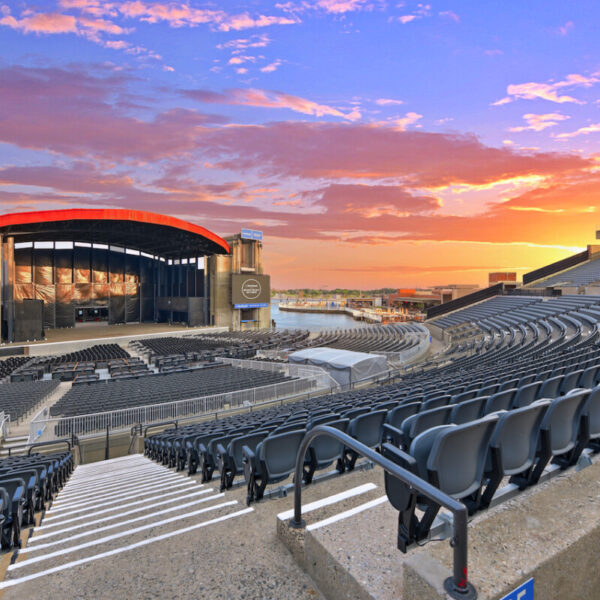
{"left": 234, "top": 303, "right": 269, "bottom": 309}
{"left": 241, "top": 228, "right": 263, "bottom": 241}
{"left": 500, "top": 578, "right": 534, "bottom": 600}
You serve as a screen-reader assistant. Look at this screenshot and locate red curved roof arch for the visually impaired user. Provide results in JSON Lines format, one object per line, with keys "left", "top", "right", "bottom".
{"left": 0, "top": 209, "right": 230, "bottom": 257}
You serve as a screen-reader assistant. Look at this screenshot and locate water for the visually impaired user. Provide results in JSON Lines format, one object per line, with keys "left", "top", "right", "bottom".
{"left": 270, "top": 301, "right": 365, "bottom": 332}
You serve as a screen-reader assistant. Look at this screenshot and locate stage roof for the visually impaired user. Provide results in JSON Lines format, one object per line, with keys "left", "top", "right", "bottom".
{"left": 0, "top": 209, "right": 230, "bottom": 258}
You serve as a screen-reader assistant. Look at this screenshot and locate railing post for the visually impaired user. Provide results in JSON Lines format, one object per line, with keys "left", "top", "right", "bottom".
{"left": 105, "top": 424, "right": 110, "bottom": 460}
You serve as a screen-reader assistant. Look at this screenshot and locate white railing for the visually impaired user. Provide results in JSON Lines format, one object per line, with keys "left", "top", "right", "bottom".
{"left": 26, "top": 375, "right": 331, "bottom": 444}
{"left": 215, "top": 357, "right": 341, "bottom": 390}
{"left": 29, "top": 406, "right": 50, "bottom": 444}
{"left": 0, "top": 411, "right": 10, "bottom": 441}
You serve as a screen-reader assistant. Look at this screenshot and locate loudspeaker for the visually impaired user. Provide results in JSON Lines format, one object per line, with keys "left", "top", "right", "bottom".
{"left": 14, "top": 299, "right": 44, "bottom": 341}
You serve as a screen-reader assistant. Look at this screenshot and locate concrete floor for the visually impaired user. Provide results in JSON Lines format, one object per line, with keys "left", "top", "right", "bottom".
{"left": 0, "top": 455, "right": 381, "bottom": 600}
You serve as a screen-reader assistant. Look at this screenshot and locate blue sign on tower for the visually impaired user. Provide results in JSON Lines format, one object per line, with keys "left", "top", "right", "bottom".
{"left": 241, "top": 228, "right": 263, "bottom": 241}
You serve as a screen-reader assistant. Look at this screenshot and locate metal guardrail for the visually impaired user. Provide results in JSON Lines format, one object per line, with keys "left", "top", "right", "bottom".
{"left": 0, "top": 411, "right": 10, "bottom": 440}
{"left": 214, "top": 357, "right": 341, "bottom": 390}
{"left": 290, "top": 426, "right": 476, "bottom": 600}
{"left": 27, "top": 376, "right": 326, "bottom": 443}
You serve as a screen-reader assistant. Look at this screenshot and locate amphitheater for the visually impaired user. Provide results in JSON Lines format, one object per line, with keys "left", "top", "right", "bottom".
{"left": 2, "top": 247, "right": 600, "bottom": 599}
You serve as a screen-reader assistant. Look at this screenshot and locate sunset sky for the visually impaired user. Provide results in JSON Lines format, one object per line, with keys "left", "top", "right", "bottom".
{"left": 1, "top": 1, "right": 599, "bottom": 289}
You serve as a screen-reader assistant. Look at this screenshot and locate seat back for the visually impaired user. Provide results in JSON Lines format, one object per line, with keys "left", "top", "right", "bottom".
{"left": 229, "top": 430, "right": 269, "bottom": 472}
{"left": 405, "top": 406, "right": 453, "bottom": 443}
{"left": 578, "top": 365, "right": 599, "bottom": 389}
{"left": 309, "top": 419, "right": 350, "bottom": 463}
{"left": 538, "top": 376, "right": 563, "bottom": 400}
{"left": 450, "top": 398, "right": 486, "bottom": 425}
{"left": 560, "top": 369, "right": 583, "bottom": 394}
{"left": 427, "top": 415, "right": 499, "bottom": 498}
{"left": 451, "top": 390, "right": 477, "bottom": 404}
{"left": 258, "top": 430, "right": 307, "bottom": 480}
{"left": 477, "top": 383, "right": 499, "bottom": 398}
{"left": 543, "top": 391, "right": 589, "bottom": 454}
{"left": 512, "top": 381, "right": 542, "bottom": 408}
{"left": 385, "top": 402, "right": 420, "bottom": 429}
{"left": 499, "top": 378, "right": 519, "bottom": 392}
{"left": 410, "top": 425, "right": 455, "bottom": 480}
{"left": 309, "top": 413, "right": 340, "bottom": 428}
{"left": 343, "top": 407, "right": 371, "bottom": 420}
{"left": 583, "top": 385, "right": 600, "bottom": 439}
{"left": 348, "top": 410, "right": 387, "bottom": 448}
{"left": 421, "top": 395, "right": 451, "bottom": 411}
{"left": 489, "top": 400, "right": 549, "bottom": 474}
{"left": 483, "top": 389, "right": 516, "bottom": 415}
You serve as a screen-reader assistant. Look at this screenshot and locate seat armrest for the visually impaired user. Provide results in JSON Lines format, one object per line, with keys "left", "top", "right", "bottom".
{"left": 381, "top": 443, "right": 417, "bottom": 472}
{"left": 382, "top": 423, "right": 406, "bottom": 447}
{"left": 242, "top": 445, "right": 255, "bottom": 464}
{"left": 216, "top": 443, "right": 227, "bottom": 460}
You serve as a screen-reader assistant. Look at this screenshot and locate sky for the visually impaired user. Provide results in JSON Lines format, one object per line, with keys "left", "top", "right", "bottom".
{"left": 1, "top": 1, "right": 599, "bottom": 289}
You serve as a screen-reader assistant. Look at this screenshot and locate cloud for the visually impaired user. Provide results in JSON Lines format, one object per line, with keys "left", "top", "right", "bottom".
{"left": 375, "top": 98, "right": 404, "bottom": 106}
{"left": 509, "top": 113, "right": 570, "bottom": 132}
{"left": 558, "top": 21, "right": 574, "bottom": 36}
{"left": 439, "top": 10, "right": 459, "bottom": 22}
{"left": 217, "top": 34, "right": 271, "bottom": 51}
{"left": 261, "top": 60, "right": 282, "bottom": 73}
{"left": 182, "top": 88, "right": 362, "bottom": 120}
{"left": 0, "top": 65, "right": 228, "bottom": 160}
{"left": 202, "top": 121, "right": 589, "bottom": 186}
{"left": 493, "top": 72, "right": 599, "bottom": 105}
{"left": 276, "top": 0, "right": 375, "bottom": 14}
{"left": 391, "top": 3, "right": 431, "bottom": 25}
{"left": 394, "top": 112, "right": 422, "bottom": 130}
{"left": 116, "top": 1, "right": 298, "bottom": 31}
{"left": 554, "top": 123, "right": 600, "bottom": 139}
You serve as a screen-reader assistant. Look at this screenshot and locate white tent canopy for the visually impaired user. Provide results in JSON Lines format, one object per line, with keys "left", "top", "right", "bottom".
{"left": 288, "top": 347, "right": 388, "bottom": 387}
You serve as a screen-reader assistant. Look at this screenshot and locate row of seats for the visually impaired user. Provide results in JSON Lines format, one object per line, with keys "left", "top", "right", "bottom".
{"left": 0, "top": 451, "right": 73, "bottom": 550}
{"left": 383, "top": 386, "right": 600, "bottom": 549}
{"left": 300, "top": 323, "right": 424, "bottom": 353}
{"left": 51, "top": 366, "right": 298, "bottom": 435}
{"left": 0, "top": 357, "right": 31, "bottom": 381}
{"left": 132, "top": 330, "right": 310, "bottom": 365}
{"left": 146, "top": 340, "right": 600, "bottom": 505}
{"left": 0, "top": 380, "right": 59, "bottom": 421}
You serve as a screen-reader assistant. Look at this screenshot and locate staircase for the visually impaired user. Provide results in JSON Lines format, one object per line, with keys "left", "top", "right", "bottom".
{"left": 0, "top": 454, "right": 253, "bottom": 593}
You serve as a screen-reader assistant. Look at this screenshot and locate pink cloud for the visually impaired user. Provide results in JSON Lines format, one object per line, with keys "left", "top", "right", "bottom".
{"left": 183, "top": 88, "right": 361, "bottom": 120}
{"left": 0, "top": 12, "right": 78, "bottom": 34}
{"left": 202, "top": 122, "right": 588, "bottom": 186}
{"left": 558, "top": 21, "right": 574, "bottom": 36}
{"left": 554, "top": 123, "right": 600, "bottom": 139}
{"left": 116, "top": 1, "right": 298, "bottom": 31}
{"left": 493, "top": 72, "right": 599, "bottom": 105}
{"left": 439, "top": 10, "right": 459, "bottom": 22}
{"left": 509, "top": 113, "right": 570, "bottom": 132}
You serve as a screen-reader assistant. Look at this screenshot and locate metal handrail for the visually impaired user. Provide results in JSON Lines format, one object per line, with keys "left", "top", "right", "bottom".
{"left": 144, "top": 420, "right": 178, "bottom": 438}
{"left": 28, "top": 438, "right": 73, "bottom": 455}
{"left": 290, "top": 425, "right": 475, "bottom": 600}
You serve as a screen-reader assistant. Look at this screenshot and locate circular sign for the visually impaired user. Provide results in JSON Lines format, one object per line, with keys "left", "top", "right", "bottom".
{"left": 241, "top": 278, "right": 262, "bottom": 300}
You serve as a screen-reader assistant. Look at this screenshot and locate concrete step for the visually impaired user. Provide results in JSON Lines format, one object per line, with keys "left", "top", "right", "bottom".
{"left": 277, "top": 465, "right": 408, "bottom": 600}
{"left": 2, "top": 454, "right": 253, "bottom": 591}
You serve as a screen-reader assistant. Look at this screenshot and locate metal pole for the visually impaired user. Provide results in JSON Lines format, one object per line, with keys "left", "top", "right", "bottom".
{"left": 105, "top": 424, "right": 110, "bottom": 460}
{"left": 290, "top": 426, "right": 475, "bottom": 600}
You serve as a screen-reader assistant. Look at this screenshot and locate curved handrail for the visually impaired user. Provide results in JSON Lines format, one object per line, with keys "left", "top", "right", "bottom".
{"left": 290, "top": 425, "right": 475, "bottom": 600}
{"left": 144, "top": 420, "right": 178, "bottom": 438}
{"left": 28, "top": 438, "right": 73, "bottom": 455}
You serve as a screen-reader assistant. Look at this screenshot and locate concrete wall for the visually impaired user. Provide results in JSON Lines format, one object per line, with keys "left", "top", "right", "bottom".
{"left": 402, "top": 460, "right": 600, "bottom": 600}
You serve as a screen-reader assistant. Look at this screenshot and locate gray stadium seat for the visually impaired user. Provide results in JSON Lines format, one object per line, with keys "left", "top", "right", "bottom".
{"left": 382, "top": 414, "right": 498, "bottom": 550}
